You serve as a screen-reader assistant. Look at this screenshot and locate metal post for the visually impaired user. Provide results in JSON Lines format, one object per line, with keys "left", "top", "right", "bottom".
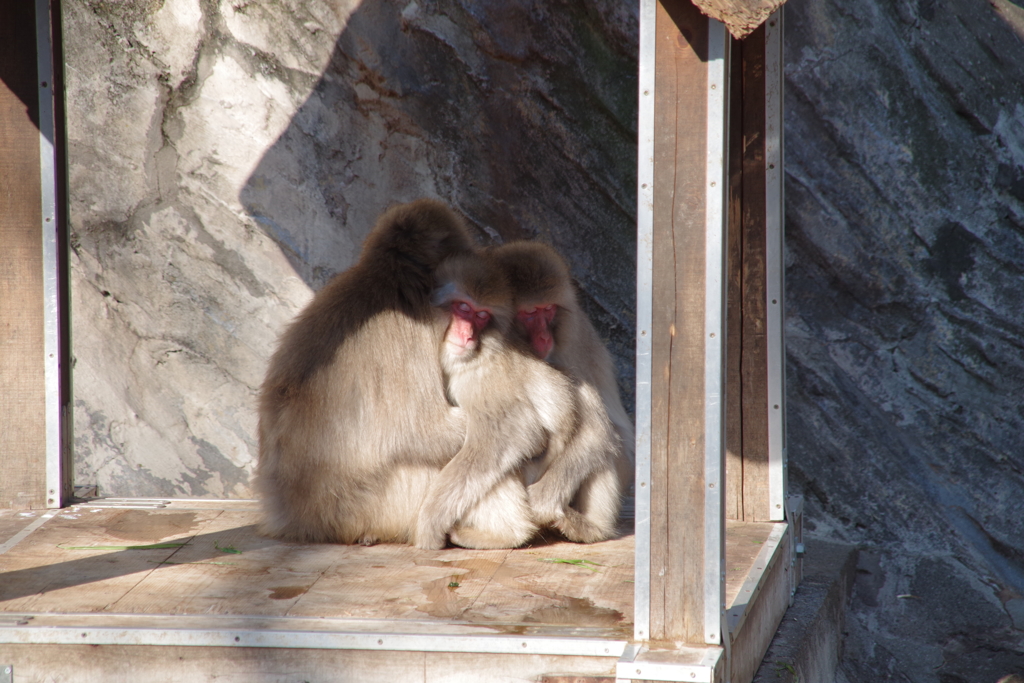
{"left": 764, "top": 9, "right": 787, "bottom": 521}
{"left": 35, "top": 0, "right": 70, "bottom": 508}
{"left": 703, "top": 17, "right": 730, "bottom": 646}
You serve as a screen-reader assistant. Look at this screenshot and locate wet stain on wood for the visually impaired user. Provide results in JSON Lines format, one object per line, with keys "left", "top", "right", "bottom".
{"left": 413, "top": 556, "right": 626, "bottom": 634}
{"left": 268, "top": 585, "right": 309, "bottom": 600}
{"left": 422, "top": 573, "right": 472, "bottom": 618}
{"left": 104, "top": 512, "right": 198, "bottom": 542}
{"left": 524, "top": 597, "right": 623, "bottom": 628}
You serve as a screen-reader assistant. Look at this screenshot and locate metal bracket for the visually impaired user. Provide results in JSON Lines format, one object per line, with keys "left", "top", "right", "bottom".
{"left": 615, "top": 643, "right": 723, "bottom": 682}
{"left": 1, "top": 664, "right": 12, "bottom": 683}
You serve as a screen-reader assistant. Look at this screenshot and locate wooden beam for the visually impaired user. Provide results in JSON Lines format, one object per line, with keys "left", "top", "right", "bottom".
{"left": 1, "top": 1, "right": 47, "bottom": 510}
{"left": 740, "top": 23, "right": 771, "bottom": 522}
{"left": 0, "top": 0, "right": 71, "bottom": 509}
{"left": 725, "top": 22, "right": 745, "bottom": 524}
{"left": 724, "top": 10, "right": 786, "bottom": 523}
{"left": 644, "top": 0, "right": 729, "bottom": 645}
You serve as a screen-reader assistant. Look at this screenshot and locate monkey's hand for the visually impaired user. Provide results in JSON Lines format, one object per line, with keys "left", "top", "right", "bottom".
{"left": 526, "top": 479, "right": 571, "bottom": 527}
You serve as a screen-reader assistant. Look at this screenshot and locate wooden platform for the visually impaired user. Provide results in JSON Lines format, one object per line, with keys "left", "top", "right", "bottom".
{"left": 0, "top": 499, "right": 788, "bottom": 682}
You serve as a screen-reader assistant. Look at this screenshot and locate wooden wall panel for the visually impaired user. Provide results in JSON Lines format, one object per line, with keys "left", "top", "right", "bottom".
{"left": 649, "top": 0, "right": 710, "bottom": 644}
{"left": 727, "top": 525, "right": 792, "bottom": 683}
{"left": 725, "top": 24, "right": 773, "bottom": 522}
{"left": 0, "top": 2, "right": 47, "bottom": 509}
{"left": 725, "top": 36, "right": 745, "bottom": 523}
{"left": 740, "top": 24, "right": 771, "bottom": 521}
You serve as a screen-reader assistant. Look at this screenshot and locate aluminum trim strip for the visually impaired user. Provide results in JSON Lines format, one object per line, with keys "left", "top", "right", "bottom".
{"left": 703, "top": 17, "right": 729, "bottom": 646}
{"left": 633, "top": 0, "right": 657, "bottom": 645}
{"left": 615, "top": 645, "right": 723, "bottom": 683}
{"left": 35, "top": 0, "right": 63, "bottom": 509}
{"left": 0, "top": 624, "right": 626, "bottom": 657}
{"left": 765, "top": 9, "right": 787, "bottom": 521}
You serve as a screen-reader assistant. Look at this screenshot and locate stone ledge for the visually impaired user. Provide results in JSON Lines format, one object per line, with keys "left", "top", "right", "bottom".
{"left": 752, "top": 539, "right": 859, "bottom": 683}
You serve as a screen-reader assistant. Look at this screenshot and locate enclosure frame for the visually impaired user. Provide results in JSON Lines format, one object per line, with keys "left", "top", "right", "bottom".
{"left": 626, "top": 0, "right": 793, "bottom": 679}
{"left": 0, "top": 1, "right": 795, "bottom": 681}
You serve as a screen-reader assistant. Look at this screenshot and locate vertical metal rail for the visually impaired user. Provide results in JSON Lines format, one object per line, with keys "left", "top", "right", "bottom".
{"left": 703, "top": 18, "right": 730, "bottom": 646}
{"left": 764, "top": 9, "right": 787, "bottom": 520}
{"left": 633, "top": 0, "right": 657, "bottom": 645}
{"left": 35, "top": 0, "right": 66, "bottom": 508}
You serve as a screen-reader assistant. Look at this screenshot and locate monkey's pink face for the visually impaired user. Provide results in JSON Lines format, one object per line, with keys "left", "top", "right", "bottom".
{"left": 445, "top": 300, "right": 493, "bottom": 355}
{"left": 517, "top": 305, "right": 556, "bottom": 360}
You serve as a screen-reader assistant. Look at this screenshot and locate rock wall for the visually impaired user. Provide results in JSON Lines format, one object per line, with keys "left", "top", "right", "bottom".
{"left": 65, "top": 0, "right": 638, "bottom": 498}
{"left": 783, "top": 0, "right": 1024, "bottom": 679}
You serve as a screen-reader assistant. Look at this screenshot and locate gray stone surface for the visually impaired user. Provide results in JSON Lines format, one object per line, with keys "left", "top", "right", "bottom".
{"left": 65, "top": 0, "right": 637, "bottom": 498}
{"left": 752, "top": 540, "right": 858, "bottom": 683}
{"left": 783, "top": 0, "right": 1024, "bottom": 679}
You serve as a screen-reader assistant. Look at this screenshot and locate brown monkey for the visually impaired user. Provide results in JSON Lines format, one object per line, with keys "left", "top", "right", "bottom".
{"left": 490, "top": 241, "right": 635, "bottom": 532}
{"left": 255, "top": 199, "right": 476, "bottom": 545}
{"left": 417, "top": 252, "right": 620, "bottom": 549}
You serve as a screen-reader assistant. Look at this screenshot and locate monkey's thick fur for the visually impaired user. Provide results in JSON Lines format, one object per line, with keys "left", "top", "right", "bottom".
{"left": 257, "top": 200, "right": 473, "bottom": 545}
{"left": 491, "top": 241, "right": 635, "bottom": 498}
{"left": 256, "top": 200, "right": 627, "bottom": 548}
{"left": 418, "top": 252, "right": 622, "bottom": 549}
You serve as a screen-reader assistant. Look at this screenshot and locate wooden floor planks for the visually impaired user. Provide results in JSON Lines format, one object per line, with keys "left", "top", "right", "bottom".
{"left": 0, "top": 500, "right": 775, "bottom": 641}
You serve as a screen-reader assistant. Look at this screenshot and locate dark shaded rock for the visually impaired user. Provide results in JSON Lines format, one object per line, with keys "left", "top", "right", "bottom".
{"left": 783, "top": 0, "right": 1024, "bottom": 679}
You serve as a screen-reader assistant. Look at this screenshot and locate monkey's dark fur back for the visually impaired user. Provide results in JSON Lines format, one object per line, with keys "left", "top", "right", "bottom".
{"left": 255, "top": 199, "right": 476, "bottom": 544}
{"left": 262, "top": 199, "right": 476, "bottom": 398}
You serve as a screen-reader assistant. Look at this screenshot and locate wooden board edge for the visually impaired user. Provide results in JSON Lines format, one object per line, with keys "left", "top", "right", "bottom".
{"left": 726, "top": 523, "right": 792, "bottom": 683}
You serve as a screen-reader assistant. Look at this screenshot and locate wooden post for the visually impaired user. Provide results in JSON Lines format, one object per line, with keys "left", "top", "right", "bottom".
{"left": 0, "top": 0, "right": 72, "bottom": 509}
{"left": 635, "top": 0, "right": 730, "bottom": 646}
{"left": 724, "top": 11, "right": 786, "bottom": 523}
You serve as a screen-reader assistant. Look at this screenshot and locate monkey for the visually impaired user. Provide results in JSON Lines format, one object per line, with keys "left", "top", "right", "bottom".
{"left": 416, "top": 251, "right": 621, "bottom": 550}
{"left": 489, "top": 241, "right": 635, "bottom": 533}
{"left": 255, "top": 199, "right": 478, "bottom": 545}
{"left": 257, "top": 199, "right": 622, "bottom": 550}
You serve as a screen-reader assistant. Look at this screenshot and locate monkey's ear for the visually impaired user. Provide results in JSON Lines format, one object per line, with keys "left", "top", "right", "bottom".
{"left": 430, "top": 281, "right": 457, "bottom": 307}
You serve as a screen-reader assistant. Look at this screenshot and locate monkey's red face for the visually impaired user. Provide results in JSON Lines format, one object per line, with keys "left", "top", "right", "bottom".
{"left": 445, "top": 300, "right": 493, "bottom": 355}
{"left": 517, "top": 304, "right": 556, "bottom": 360}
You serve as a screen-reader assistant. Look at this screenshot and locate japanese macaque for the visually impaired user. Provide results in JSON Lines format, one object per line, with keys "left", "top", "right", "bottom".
{"left": 256, "top": 199, "right": 476, "bottom": 545}
{"left": 256, "top": 199, "right": 625, "bottom": 550}
{"left": 490, "top": 241, "right": 635, "bottom": 522}
{"left": 417, "top": 252, "right": 621, "bottom": 550}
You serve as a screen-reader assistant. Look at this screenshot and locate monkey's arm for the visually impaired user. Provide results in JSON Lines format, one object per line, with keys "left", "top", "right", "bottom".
{"left": 526, "top": 382, "right": 617, "bottom": 525}
{"left": 414, "top": 409, "right": 546, "bottom": 550}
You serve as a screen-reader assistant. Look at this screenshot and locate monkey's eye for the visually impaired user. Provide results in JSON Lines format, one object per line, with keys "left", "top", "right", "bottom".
{"left": 475, "top": 310, "right": 490, "bottom": 321}
{"left": 456, "top": 302, "right": 472, "bottom": 313}
{"left": 523, "top": 307, "right": 538, "bottom": 314}
{"left": 543, "top": 304, "right": 554, "bottom": 311}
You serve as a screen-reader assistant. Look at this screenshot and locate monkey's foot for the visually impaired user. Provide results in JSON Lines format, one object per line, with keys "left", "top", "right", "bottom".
{"left": 552, "top": 508, "right": 614, "bottom": 544}
{"left": 526, "top": 481, "right": 572, "bottom": 527}
{"left": 450, "top": 520, "right": 538, "bottom": 550}
{"left": 413, "top": 524, "right": 448, "bottom": 550}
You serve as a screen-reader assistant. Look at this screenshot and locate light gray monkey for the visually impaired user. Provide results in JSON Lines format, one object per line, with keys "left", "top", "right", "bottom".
{"left": 490, "top": 241, "right": 634, "bottom": 537}
{"left": 417, "top": 251, "right": 621, "bottom": 550}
